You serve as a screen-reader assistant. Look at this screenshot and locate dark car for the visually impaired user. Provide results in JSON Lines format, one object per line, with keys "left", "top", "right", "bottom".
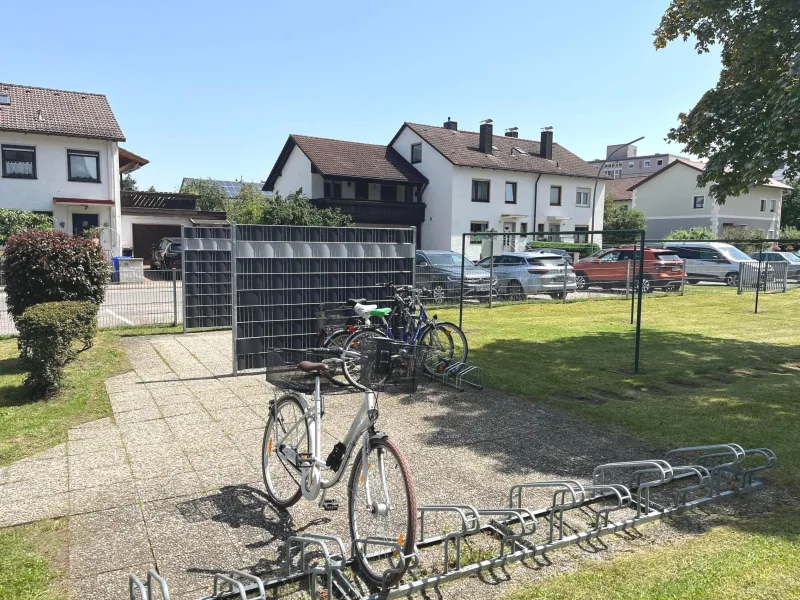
{"left": 151, "top": 238, "right": 182, "bottom": 270}
{"left": 415, "top": 250, "right": 496, "bottom": 304}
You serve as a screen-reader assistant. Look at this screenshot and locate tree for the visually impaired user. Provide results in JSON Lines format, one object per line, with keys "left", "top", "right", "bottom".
{"left": 147, "top": 185, "right": 156, "bottom": 192}
{"left": 781, "top": 181, "right": 800, "bottom": 230}
{"left": 121, "top": 174, "right": 137, "bottom": 191}
{"left": 654, "top": 1, "right": 800, "bottom": 202}
{"left": 664, "top": 227, "right": 716, "bottom": 241}
{"left": 223, "top": 188, "right": 354, "bottom": 227}
{"left": 603, "top": 203, "right": 647, "bottom": 245}
{"left": 181, "top": 178, "right": 227, "bottom": 211}
{"left": 223, "top": 183, "right": 268, "bottom": 223}
{"left": 0, "top": 209, "right": 54, "bottom": 246}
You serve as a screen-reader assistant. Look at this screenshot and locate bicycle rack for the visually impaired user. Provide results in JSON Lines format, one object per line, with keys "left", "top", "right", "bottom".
{"left": 430, "top": 360, "right": 484, "bottom": 391}
{"left": 127, "top": 443, "right": 776, "bottom": 600}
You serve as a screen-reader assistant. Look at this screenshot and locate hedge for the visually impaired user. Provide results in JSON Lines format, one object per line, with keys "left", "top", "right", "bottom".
{"left": 525, "top": 241, "right": 601, "bottom": 258}
{"left": 3, "top": 229, "right": 109, "bottom": 320}
{"left": 17, "top": 301, "right": 98, "bottom": 397}
{"left": 0, "top": 208, "right": 54, "bottom": 246}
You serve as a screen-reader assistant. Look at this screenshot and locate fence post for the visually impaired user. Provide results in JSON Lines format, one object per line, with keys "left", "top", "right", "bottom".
{"left": 488, "top": 237, "right": 495, "bottom": 309}
{"left": 754, "top": 241, "right": 764, "bottom": 314}
{"left": 172, "top": 267, "right": 178, "bottom": 327}
{"left": 633, "top": 230, "right": 645, "bottom": 374}
{"left": 625, "top": 260, "right": 631, "bottom": 300}
{"left": 562, "top": 258, "right": 568, "bottom": 304}
{"left": 680, "top": 259, "right": 686, "bottom": 296}
{"left": 737, "top": 262, "right": 744, "bottom": 295}
{"left": 629, "top": 259, "right": 635, "bottom": 325}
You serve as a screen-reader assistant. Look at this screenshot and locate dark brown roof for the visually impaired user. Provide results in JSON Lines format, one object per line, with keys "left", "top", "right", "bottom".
{"left": 397, "top": 123, "right": 603, "bottom": 180}
{"left": 265, "top": 135, "right": 428, "bottom": 191}
{"left": 604, "top": 176, "right": 646, "bottom": 201}
{"left": 0, "top": 82, "right": 125, "bottom": 141}
{"left": 121, "top": 191, "right": 198, "bottom": 210}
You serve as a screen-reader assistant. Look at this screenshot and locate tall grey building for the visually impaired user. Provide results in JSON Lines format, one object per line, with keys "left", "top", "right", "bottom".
{"left": 588, "top": 144, "right": 686, "bottom": 179}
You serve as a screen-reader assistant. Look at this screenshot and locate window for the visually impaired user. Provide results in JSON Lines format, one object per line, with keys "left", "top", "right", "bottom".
{"left": 67, "top": 149, "right": 100, "bottom": 182}
{"left": 354, "top": 180, "right": 368, "bottom": 200}
{"left": 549, "top": 186, "right": 562, "bottom": 206}
{"left": 574, "top": 225, "right": 589, "bottom": 243}
{"left": 644, "top": 160, "right": 651, "bottom": 168}
{"left": 410, "top": 143, "right": 422, "bottom": 164}
{"left": 770, "top": 199, "right": 776, "bottom": 213}
{"left": 324, "top": 180, "right": 342, "bottom": 198}
{"left": 2, "top": 145, "right": 36, "bottom": 178}
{"left": 520, "top": 222, "right": 528, "bottom": 237}
{"left": 469, "top": 222, "right": 489, "bottom": 244}
{"left": 768, "top": 230, "right": 775, "bottom": 239}
{"left": 537, "top": 224, "right": 545, "bottom": 232}
{"left": 693, "top": 195, "right": 705, "bottom": 209}
{"left": 0, "top": 94, "right": 10, "bottom": 105}
{"left": 548, "top": 223, "right": 560, "bottom": 240}
{"left": 760, "top": 199, "right": 767, "bottom": 212}
{"left": 628, "top": 161, "right": 634, "bottom": 169}
{"left": 657, "top": 159, "right": 663, "bottom": 166}
{"left": 32, "top": 210, "right": 54, "bottom": 218}
{"left": 380, "top": 184, "right": 397, "bottom": 202}
{"left": 505, "top": 182, "right": 517, "bottom": 204}
{"left": 576, "top": 188, "right": 590, "bottom": 207}
{"left": 472, "top": 180, "right": 490, "bottom": 203}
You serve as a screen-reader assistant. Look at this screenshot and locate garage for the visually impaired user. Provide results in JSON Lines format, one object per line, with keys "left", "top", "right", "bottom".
{"left": 132, "top": 224, "right": 182, "bottom": 264}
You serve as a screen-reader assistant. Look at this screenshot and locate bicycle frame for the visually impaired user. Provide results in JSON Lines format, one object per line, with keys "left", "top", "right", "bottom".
{"left": 382, "top": 293, "right": 435, "bottom": 346}
{"left": 271, "top": 375, "right": 382, "bottom": 506}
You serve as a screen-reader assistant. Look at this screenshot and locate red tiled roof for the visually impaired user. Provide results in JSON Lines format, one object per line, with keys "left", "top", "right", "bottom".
{"left": 604, "top": 176, "right": 646, "bottom": 201}
{"left": 0, "top": 82, "right": 125, "bottom": 141}
{"left": 400, "top": 123, "right": 602, "bottom": 179}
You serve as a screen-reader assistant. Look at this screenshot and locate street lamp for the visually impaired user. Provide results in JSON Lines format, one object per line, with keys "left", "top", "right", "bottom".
{"left": 590, "top": 136, "right": 645, "bottom": 242}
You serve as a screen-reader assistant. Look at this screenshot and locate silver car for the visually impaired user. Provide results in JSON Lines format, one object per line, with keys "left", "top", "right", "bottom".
{"left": 663, "top": 241, "right": 761, "bottom": 286}
{"left": 478, "top": 252, "right": 577, "bottom": 300}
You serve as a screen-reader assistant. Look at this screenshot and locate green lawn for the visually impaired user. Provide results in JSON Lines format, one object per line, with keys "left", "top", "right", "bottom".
{"left": 0, "top": 520, "right": 68, "bottom": 600}
{"left": 437, "top": 289, "right": 800, "bottom": 599}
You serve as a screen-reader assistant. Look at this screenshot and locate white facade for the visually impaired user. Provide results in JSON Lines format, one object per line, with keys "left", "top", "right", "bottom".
{"left": 631, "top": 162, "right": 787, "bottom": 239}
{"left": 0, "top": 131, "right": 122, "bottom": 254}
{"left": 390, "top": 128, "right": 605, "bottom": 260}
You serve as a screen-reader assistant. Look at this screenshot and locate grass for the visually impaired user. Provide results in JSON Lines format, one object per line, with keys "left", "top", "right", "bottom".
{"left": 0, "top": 519, "right": 69, "bottom": 600}
{"left": 436, "top": 290, "right": 800, "bottom": 599}
{"left": 0, "top": 323, "right": 179, "bottom": 465}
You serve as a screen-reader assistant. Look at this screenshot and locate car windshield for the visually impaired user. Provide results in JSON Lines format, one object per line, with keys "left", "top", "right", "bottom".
{"left": 780, "top": 252, "right": 800, "bottom": 263}
{"left": 721, "top": 246, "right": 754, "bottom": 261}
{"left": 427, "top": 253, "right": 475, "bottom": 267}
{"left": 169, "top": 243, "right": 181, "bottom": 253}
{"left": 652, "top": 252, "right": 681, "bottom": 261}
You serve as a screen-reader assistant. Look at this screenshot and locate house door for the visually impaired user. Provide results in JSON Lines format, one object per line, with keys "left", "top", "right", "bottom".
{"left": 72, "top": 213, "right": 99, "bottom": 237}
{"left": 548, "top": 223, "right": 560, "bottom": 241}
{"left": 502, "top": 221, "right": 516, "bottom": 250}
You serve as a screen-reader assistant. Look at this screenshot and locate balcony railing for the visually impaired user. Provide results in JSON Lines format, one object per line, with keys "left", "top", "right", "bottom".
{"left": 310, "top": 198, "right": 425, "bottom": 225}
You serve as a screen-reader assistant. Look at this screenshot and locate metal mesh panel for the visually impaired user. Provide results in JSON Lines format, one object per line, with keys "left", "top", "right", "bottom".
{"left": 182, "top": 226, "right": 232, "bottom": 330}
{"left": 233, "top": 225, "right": 415, "bottom": 372}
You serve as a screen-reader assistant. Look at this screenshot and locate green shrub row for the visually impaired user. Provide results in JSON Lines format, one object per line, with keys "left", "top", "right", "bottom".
{"left": 525, "top": 241, "right": 602, "bottom": 258}
{"left": 17, "top": 301, "right": 98, "bottom": 397}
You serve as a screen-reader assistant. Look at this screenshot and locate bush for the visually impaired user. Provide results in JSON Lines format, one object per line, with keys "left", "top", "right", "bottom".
{"left": 664, "top": 227, "right": 716, "bottom": 240}
{"left": 525, "top": 240, "right": 601, "bottom": 258}
{"left": 0, "top": 209, "right": 53, "bottom": 246}
{"left": 17, "top": 301, "right": 98, "bottom": 397}
{"left": 3, "top": 230, "right": 109, "bottom": 320}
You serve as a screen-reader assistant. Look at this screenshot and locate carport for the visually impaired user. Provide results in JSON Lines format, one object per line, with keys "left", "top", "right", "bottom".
{"left": 131, "top": 223, "right": 181, "bottom": 263}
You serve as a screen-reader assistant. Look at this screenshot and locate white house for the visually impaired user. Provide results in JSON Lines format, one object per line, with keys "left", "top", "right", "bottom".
{"left": 265, "top": 119, "right": 605, "bottom": 259}
{"left": 628, "top": 159, "right": 791, "bottom": 239}
{"left": 0, "top": 82, "right": 140, "bottom": 255}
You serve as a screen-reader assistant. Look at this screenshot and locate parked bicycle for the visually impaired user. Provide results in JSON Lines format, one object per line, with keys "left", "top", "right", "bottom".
{"left": 262, "top": 347, "right": 417, "bottom": 587}
{"left": 339, "top": 284, "right": 468, "bottom": 386}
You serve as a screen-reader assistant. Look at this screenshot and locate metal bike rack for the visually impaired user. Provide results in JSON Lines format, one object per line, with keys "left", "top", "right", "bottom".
{"left": 429, "top": 360, "right": 484, "bottom": 391}
{"left": 128, "top": 443, "right": 776, "bottom": 600}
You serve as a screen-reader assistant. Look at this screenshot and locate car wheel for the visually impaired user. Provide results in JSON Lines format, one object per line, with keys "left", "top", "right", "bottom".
{"left": 506, "top": 281, "right": 525, "bottom": 301}
{"left": 432, "top": 284, "right": 447, "bottom": 304}
{"left": 725, "top": 272, "right": 739, "bottom": 287}
{"left": 575, "top": 272, "right": 589, "bottom": 290}
{"left": 550, "top": 292, "right": 565, "bottom": 300}
{"left": 665, "top": 282, "right": 681, "bottom": 292}
{"left": 687, "top": 278, "right": 699, "bottom": 285}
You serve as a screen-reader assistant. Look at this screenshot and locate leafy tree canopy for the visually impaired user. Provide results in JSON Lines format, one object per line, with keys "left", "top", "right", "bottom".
{"left": 121, "top": 174, "right": 137, "bottom": 191}
{"left": 0, "top": 209, "right": 54, "bottom": 246}
{"left": 664, "top": 227, "right": 716, "bottom": 240}
{"left": 181, "top": 178, "right": 228, "bottom": 211}
{"left": 223, "top": 188, "right": 354, "bottom": 227}
{"left": 781, "top": 181, "right": 800, "bottom": 230}
{"left": 655, "top": 0, "right": 800, "bottom": 202}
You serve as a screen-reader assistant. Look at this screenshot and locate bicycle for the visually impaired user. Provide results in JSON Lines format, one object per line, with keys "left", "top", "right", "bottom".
{"left": 262, "top": 347, "right": 417, "bottom": 587}
{"left": 340, "top": 284, "right": 468, "bottom": 386}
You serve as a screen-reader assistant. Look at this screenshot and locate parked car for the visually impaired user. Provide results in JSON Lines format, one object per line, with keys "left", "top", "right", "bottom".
{"left": 415, "top": 250, "right": 496, "bottom": 304}
{"left": 574, "top": 247, "right": 684, "bottom": 292}
{"left": 478, "top": 252, "right": 577, "bottom": 299}
{"left": 663, "top": 241, "right": 760, "bottom": 287}
{"left": 526, "top": 247, "right": 573, "bottom": 265}
{"left": 151, "top": 238, "right": 182, "bottom": 270}
{"left": 749, "top": 251, "right": 800, "bottom": 280}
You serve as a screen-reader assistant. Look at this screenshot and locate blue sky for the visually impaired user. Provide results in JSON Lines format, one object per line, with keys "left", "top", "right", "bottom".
{"left": 5, "top": 1, "right": 720, "bottom": 191}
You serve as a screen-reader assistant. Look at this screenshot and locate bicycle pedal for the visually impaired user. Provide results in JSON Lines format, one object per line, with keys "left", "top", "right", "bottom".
{"left": 297, "top": 453, "right": 315, "bottom": 467}
{"left": 321, "top": 499, "right": 340, "bottom": 511}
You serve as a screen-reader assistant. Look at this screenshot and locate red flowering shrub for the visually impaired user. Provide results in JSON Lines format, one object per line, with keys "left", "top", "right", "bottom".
{"left": 4, "top": 229, "right": 109, "bottom": 320}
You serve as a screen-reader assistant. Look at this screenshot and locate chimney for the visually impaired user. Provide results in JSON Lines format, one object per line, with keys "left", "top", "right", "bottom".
{"left": 443, "top": 117, "right": 458, "bottom": 131}
{"left": 505, "top": 127, "right": 519, "bottom": 138}
{"left": 479, "top": 121, "right": 493, "bottom": 154}
{"left": 540, "top": 127, "right": 553, "bottom": 160}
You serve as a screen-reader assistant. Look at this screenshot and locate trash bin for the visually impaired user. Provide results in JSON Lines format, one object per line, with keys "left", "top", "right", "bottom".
{"left": 111, "top": 256, "right": 122, "bottom": 282}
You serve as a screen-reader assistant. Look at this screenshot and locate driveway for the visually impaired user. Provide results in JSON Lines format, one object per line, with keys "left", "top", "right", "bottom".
{"left": 0, "top": 330, "right": 767, "bottom": 600}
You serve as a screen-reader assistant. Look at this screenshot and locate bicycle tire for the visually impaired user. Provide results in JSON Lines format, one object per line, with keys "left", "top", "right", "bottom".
{"left": 262, "top": 394, "right": 309, "bottom": 508}
{"left": 348, "top": 436, "right": 417, "bottom": 588}
{"left": 418, "top": 321, "right": 468, "bottom": 374}
{"left": 341, "top": 327, "right": 387, "bottom": 387}
{"left": 322, "top": 329, "right": 353, "bottom": 384}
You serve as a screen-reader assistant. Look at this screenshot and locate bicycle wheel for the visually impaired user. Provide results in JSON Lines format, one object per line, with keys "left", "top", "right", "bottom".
{"left": 418, "top": 321, "right": 468, "bottom": 373}
{"left": 262, "top": 394, "right": 309, "bottom": 508}
{"left": 322, "top": 328, "right": 352, "bottom": 384}
{"left": 341, "top": 328, "right": 387, "bottom": 387}
{"left": 348, "top": 436, "right": 417, "bottom": 588}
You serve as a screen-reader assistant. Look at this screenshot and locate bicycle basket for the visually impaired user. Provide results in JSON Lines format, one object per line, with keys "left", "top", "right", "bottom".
{"left": 264, "top": 349, "right": 345, "bottom": 395}
{"left": 316, "top": 303, "right": 357, "bottom": 331}
{"left": 356, "top": 337, "right": 429, "bottom": 393}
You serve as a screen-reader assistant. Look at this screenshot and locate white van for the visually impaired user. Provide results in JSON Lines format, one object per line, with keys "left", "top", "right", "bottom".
{"left": 663, "top": 241, "right": 758, "bottom": 286}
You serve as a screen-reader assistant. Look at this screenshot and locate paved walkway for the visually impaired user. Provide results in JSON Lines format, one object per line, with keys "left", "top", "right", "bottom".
{"left": 1, "top": 331, "right": 684, "bottom": 599}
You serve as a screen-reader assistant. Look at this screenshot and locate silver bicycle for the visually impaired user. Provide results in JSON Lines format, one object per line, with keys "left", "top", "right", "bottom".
{"left": 261, "top": 348, "right": 417, "bottom": 587}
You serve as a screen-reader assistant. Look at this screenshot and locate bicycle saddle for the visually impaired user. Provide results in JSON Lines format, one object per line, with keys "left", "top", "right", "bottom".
{"left": 298, "top": 361, "right": 329, "bottom": 374}
{"left": 347, "top": 298, "right": 367, "bottom": 306}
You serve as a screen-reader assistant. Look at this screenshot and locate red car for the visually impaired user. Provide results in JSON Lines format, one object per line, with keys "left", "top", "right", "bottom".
{"left": 574, "top": 247, "right": 684, "bottom": 292}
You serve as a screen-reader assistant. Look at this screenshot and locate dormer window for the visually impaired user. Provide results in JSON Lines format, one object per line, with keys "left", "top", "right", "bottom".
{"left": 0, "top": 94, "right": 10, "bottom": 105}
